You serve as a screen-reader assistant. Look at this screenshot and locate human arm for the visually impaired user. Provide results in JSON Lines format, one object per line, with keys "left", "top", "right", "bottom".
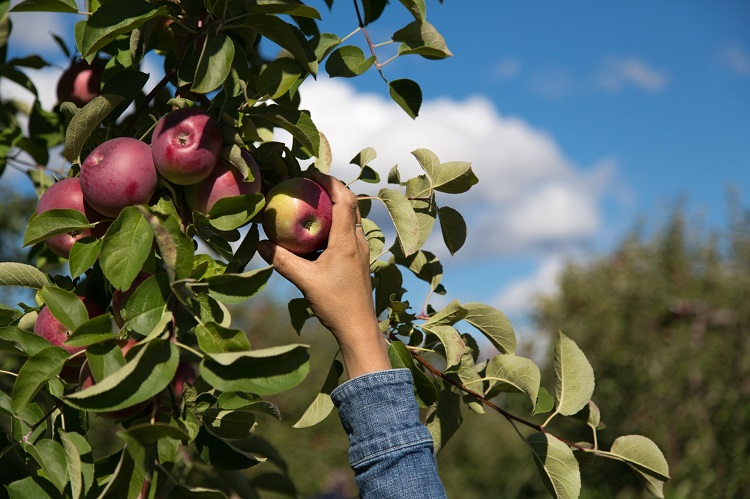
{"left": 257, "top": 173, "right": 447, "bottom": 498}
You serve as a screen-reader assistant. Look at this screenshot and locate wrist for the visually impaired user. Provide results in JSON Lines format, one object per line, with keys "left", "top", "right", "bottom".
{"left": 339, "top": 330, "right": 391, "bottom": 379}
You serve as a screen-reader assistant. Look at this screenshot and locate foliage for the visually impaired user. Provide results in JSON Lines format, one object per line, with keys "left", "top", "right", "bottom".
{"left": 0, "top": 1, "right": 669, "bottom": 498}
{"left": 535, "top": 201, "right": 750, "bottom": 498}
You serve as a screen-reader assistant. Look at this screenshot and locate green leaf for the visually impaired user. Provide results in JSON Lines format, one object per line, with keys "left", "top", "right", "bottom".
{"left": 0, "top": 326, "right": 53, "bottom": 357}
{"left": 396, "top": 0, "right": 426, "bottom": 21}
{"left": 59, "top": 431, "right": 93, "bottom": 499}
{"left": 201, "top": 409, "right": 257, "bottom": 440}
{"left": 100, "top": 206, "right": 153, "bottom": 291}
{"left": 11, "top": 346, "right": 69, "bottom": 413}
{"left": 462, "top": 302, "right": 516, "bottom": 354}
{"left": 252, "top": 105, "right": 320, "bottom": 157}
{"left": 325, "top": 45, "right": 375, "bottom": 78}
{"left": 69, "top": 237, "right": 101, "bottom": 278}
{"left": 136, "top": 207, "right": 194, "bottom": 284}
{"left": 610, "top": 435, "right": 670, "bottom": 497}
{"left": 10, "top": 0, "right": 77, "bottom": 13}
{"left": 425, "top": 382, "right": 462, "bottom": 453}
{"left": 122, "top": 274, "right": 170, "bottom": 336}
{"left": 533, "top": 387, "right": 555, "bottom": 416}
{"left": 23, "top": 209, "right": 94, "bottom": 247}
{"left": 437, "top": 206, "right": 466, "bottom": 255}
{"left": 422, "top": 299, "right": 467, "bottom": 327}
{"left": 362, "top": 218, "right": 385, "bottom": 264}
{"left": 388, "top": 341, "right": 437, "bottom": 407}
{"left": 62, "top": 94, "right": 125, "bottom": 162}
{"left": 96, "top": 448, "right": 145, "bottom": 499}
{"left": 287, "top": 297, "right": 314, "bottom": 335}
{"left": 389, "top": 78, "right": 422, "bottom": 119}
{"left": 379, "top": 188, "right": 420, "bottom": 257}
{"left": 194, "top": 429, "right": 264, "bottom": 470}
{"left": 421, "top": 324, "right": 465, "bottom": 369}
{"left": 394, "top": 249, "right": 442, "bottom": 291}
{"left": 207, "top": 193, "right": 265, "bottom": 231}
{"left": 393, "top": 20, "right": 452, "bottom": 59}
{"left": 293, "top": 359, "right": 343, "bottom": 428}
{"left": 192, "top": 29, "right": 235, "bottom": 94}
{"left": 120, "top": 422, "right": 188, "bottom": 444}
{"left": 412, "top": 149, "right": 477, "bottom": 194}
{"left": 195, "top": 322, "right": 251, "bottom": 354}
{"left": 554, "top": 331, "right": 595, "bottom": 416}
{"left": 246, "top": 0, "right": 321, "bottom": 19}
{"left": 4, "top": 476, "right": 60, "bottom": 498}
{"left": 311, "top": 33, "right": 341, "bottom": 62}
{"left": 40, "top": 285, "right": 88, "bottom": 331}
{"left": 256, "top": 57, "right": 304, "bottom": 99}
{"left": 205, "top": 266, "right": 273, "bottom": 304}
{"left": 242, "top": 15, "right": 318, "bottom": 75}
{"left": 64, "top": 314, "right": 115, "bottom": 348}
{"left": 0, "top": 262, "right": 49, "bottom": 289}
{"left": 86, "top": 341, "right": 126, "bottom": 384}
{"left": 80, "top": 0, "right": 170, "bottom": 57}
{"left": 24, "top": 438, "right": 68, "bottom": 493}
{"left": 527, "top": 433, "right": 581, "bottom": 499}
{"left": 200, "top": 344, "right": 310, "bottom": 395}
{"left": 484, "top": 354, "right": 541, "bottom": 410}
{"left": 64, "top": 339, "right": 178, "bottom": 412}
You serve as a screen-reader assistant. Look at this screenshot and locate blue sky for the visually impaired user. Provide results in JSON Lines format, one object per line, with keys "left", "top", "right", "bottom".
{"left": 2, "top": 1, "right": 748, "bottom": 339}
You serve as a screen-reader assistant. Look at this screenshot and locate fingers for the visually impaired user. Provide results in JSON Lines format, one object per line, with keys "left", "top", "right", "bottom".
{"left": 257, "top": 240, "right": 311, "bottom": 289}
{"left": 311, "top": 172, "right": 361, "bottom": 246}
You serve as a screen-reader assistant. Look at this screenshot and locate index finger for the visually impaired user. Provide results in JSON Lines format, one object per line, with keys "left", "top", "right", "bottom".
{"left": 311, "top": 173, "right": 362, "bottom": 242}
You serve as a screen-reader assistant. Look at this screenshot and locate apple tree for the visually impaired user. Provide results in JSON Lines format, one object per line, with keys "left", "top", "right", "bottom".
{"left": 0, "top": 1, "right": 670, "bottom": 497}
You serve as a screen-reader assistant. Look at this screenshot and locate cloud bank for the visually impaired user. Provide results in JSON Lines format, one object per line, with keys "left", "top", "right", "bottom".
{"left": 299, "top": 78, "right": 618, "bottom": 261}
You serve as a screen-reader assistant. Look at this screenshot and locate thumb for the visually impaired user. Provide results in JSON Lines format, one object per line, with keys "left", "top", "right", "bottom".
{"left": 257, "top": 240, "right": 311, "bottom": 289}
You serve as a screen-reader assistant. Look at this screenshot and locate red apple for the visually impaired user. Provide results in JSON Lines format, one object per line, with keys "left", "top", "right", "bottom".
{"left": 261, "top": 177, "right": 333, "bottom": 255}
{"left": 111, "top": 271, "right": 152, "bottom": 327}
{"left": 35, "top": 177, "right": 108, "bottom": 258}
{"left": 171, "top": 360, "right": 197, "bottom": 399}
{"left": 151, "top": 108, "right": 222, "bottom": 185}
{"left": 79, "top": 137, "right": 158, "bottom": 218}
{"left": 34, "top": 296, "right": 105, "bottom": 355}
{"left": 56, "top": 59, "right": 103, "bottom": 107}
{"left": 184, "top": 151, "right": 262, "bottom": 213}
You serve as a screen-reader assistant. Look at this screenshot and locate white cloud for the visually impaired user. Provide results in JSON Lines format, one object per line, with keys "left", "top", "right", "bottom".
{"left": 298, "top": 78, "right": 618, "bottom": 261}
{"left": 595, "top": 57, "right": 668, "bottom": 93}
{"left": 717, "top": 42, "right": 750, "bottom": 76}
{"left": 492, "top": 257, "right": 565, "bottom": 317}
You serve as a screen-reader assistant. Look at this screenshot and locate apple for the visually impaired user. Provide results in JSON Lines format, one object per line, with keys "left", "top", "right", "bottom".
{"left": 151, "top": 107, "right": 223, "bottom": 185}
{"left": 184, "top": 151, "right": 262, "bottom": 213}
{"left": 56, "top": 59, "right": 103, "bottom": 107}
{"left": 111, "top": 271, "right": 152, "bottom": 327}
{"left": 34, "top": 296, "right": 105, "bottom": 355}
{"left": 79, "top": 137, "right": 158, "bottom": 218}
{"left": 261, "top": 177, "right": 333, "bottom": 255}
{"left": 35, "top": 177, "right": 108, "bottom": 258}
{"left": 171, "top": 360, "right": 197, "bottom": 399}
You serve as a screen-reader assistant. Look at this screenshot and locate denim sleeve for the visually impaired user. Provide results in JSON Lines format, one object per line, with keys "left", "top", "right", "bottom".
{"left": 330, "top": 368, "right": 447, "bottom": 499}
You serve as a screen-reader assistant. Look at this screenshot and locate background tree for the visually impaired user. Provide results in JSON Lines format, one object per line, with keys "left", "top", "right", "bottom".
{"left": 0, "top": 1, "right": 670, "bottom": 497}
{"left": 535, "top": 198, "right": 750, "bottom": 498}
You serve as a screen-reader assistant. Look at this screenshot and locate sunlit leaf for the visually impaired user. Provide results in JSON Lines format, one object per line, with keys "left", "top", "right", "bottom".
{"left": 527, "top": 432, "right": 581, "bottom": 499}
{"left": 554, "top": 331, "right": 595, "bottom": 416}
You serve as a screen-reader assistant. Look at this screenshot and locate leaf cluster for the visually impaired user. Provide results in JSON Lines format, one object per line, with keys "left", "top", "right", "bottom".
{"left": 0, "top": 1, "right": 670, "bottom": 498}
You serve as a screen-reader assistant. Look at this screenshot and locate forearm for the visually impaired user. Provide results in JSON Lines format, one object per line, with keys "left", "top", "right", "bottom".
{"left": 331, "top": 369, "right": 447, "bottom": 499}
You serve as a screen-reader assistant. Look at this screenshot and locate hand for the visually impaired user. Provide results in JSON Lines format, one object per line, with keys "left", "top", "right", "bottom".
{"left": 257, "top": 172, "right": 391, "bottom": 378}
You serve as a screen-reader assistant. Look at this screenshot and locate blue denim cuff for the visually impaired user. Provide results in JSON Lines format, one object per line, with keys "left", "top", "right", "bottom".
{"left": 330, "top": 368, "right": 434, "bottom": 467}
